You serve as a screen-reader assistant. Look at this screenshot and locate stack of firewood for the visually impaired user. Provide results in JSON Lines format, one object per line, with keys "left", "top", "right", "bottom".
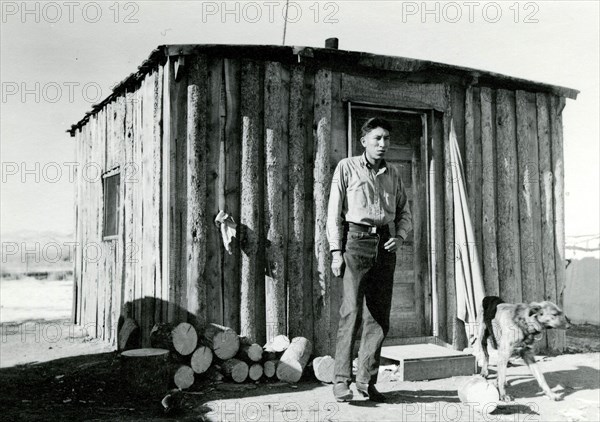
{"left": 120, "top": 320, "right": 335, "bottom": 391}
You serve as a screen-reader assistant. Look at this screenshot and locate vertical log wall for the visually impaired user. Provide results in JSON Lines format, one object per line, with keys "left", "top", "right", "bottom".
{"left": 73, "top": 51, "right": 569, "bottom": 353}
{"left": 461, "top": 87, "right": 567, "bottom": 352}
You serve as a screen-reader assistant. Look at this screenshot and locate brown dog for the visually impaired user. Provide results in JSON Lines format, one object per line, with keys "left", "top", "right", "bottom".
{"left": 477, "top": 296, "right": 571, "bottom": 402}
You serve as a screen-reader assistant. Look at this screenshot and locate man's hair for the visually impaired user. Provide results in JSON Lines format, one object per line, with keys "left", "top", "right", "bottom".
{"left": 360, "top": 117, "right": 392, "bottom": 138}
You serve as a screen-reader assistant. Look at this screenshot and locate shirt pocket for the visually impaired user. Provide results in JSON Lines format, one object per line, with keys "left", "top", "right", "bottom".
{"left": 347, "top": 177, "right": 368, "bottom": 208}
{"left": 383, "top": 190, "right": 395, "bottom": 211}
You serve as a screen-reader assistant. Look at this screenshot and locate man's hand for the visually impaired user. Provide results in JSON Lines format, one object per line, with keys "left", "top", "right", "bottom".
{"left": 331, "top": 251, "right": 344, "bottom": 277}
{"left": 383, "top": 237, "right": 402, "bottom": 252}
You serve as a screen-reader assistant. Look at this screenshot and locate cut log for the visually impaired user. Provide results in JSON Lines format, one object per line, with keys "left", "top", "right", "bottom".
{"left": 190, "top": 345, "right": 213, "bottom": 374}
{"left": 276, "top": 337, "right": 313, "bottom": 383}
{"left": 248, "top": 363, "right": 263, "bottom": 381}
{"left": 172, "top": 322, "right": 198, "bottom": 356}
{"left": 266, "top": 335, "right": 290, "bottom": 352}
{"left": 237, "top": 343, "right": 263, "bottom": 362}
{"left": 118, "top": 317, "right": 140, "bottom": 351}
{"left": 221, "top": 358, "right": 249, "bottom": 383}
{"left": 149, "top": 322, "right": 174, "bottom": 350}
{"left": 173, "top": 365, "right": 195, "bottom": 390}
{"left": 204, "top": 323, "right": 240, "bottom": 360}
{"left": 263, "top": 359, "right": 278, "bottom": 378}
{"left": 312, "top": 355, "right": 335, "bottom": 383}
{"left": 120, "top": 348, "right": 170, "bottom": 397}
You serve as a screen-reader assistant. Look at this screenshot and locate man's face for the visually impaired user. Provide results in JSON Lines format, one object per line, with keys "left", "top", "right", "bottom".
{"left": 361, "top": 126, "right": 390, "bottom": 163}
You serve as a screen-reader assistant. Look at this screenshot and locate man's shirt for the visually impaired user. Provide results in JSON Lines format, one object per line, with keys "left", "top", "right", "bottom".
{"left": 326, "top": 153, "right": 413, "bottom": 252}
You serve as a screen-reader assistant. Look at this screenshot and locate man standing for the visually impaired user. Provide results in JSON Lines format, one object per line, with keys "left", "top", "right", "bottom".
{"left": 327, "top": 117, "right": 412, "bottom": 402}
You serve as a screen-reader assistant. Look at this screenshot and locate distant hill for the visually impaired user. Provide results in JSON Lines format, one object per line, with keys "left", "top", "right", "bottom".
{"left": 1, "top": 230, "right": 75, "bottom": 277}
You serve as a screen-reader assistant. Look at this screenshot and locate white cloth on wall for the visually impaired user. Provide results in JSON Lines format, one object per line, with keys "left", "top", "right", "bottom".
{"left": 449, "top": 120, "right": 485, "bottom": 336}
{"left": 214, "top": 210, "right": 237, "bottom": 255}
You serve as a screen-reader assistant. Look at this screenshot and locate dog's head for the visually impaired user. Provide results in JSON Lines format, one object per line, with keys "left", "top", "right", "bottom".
{"left": 528, "top": 301, "right": 571, "bottom": 330}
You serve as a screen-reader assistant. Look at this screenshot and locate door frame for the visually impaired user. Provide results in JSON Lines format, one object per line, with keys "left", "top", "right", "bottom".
{"left": 346, "top": 101, "right": 437, "bottom": 338}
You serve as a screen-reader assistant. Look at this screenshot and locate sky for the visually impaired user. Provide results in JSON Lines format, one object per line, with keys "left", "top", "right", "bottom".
{"left": 1, "top": 0, "right": 599, "bottom": 239}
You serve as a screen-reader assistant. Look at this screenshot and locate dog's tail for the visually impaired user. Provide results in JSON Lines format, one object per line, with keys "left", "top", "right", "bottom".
{"left": 482, "top": 296, "right": 504, "bottom": 349}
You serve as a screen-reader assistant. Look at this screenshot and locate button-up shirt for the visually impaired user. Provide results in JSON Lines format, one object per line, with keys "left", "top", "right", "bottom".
{"left": 326, "top": 153, "right": 413, "bottom": 252}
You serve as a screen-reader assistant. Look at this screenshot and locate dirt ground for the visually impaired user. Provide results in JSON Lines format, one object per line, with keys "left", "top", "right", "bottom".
{"left": 1, "top": 320, "right": 599, "bottom": 422}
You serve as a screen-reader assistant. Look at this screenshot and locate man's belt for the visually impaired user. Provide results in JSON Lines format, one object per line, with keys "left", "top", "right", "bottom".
{"left": 347, "top": 222, "right": 390, "bottom": 235}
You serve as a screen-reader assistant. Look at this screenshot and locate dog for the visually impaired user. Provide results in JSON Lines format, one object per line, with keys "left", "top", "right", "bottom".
{"left": 477, "top": 295, "right": 571, "bottom": 402}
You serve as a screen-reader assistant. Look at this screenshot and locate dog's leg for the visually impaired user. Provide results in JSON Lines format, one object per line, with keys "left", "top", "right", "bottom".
{"left": 496, "top": 346, "right": 513, "bottom": 402}
{"left": 522, "top": 352, "right": 562, "bottom": 401}
{"left": 478, "top": 322, "right": 490, "bottom": 378}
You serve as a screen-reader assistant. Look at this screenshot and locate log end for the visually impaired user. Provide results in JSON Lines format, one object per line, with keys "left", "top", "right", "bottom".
{"left": 174, "top": 365, "right": 195, "bottom": 390}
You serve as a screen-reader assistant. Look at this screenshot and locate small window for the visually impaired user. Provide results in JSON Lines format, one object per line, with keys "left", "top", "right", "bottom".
{"left": 103, "top": 171, "right": 120, "bottom": 239}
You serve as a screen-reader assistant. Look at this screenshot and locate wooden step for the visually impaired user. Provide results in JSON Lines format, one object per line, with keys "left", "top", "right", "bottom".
{"left": 381, "top": 343, "right": 476, "bottom": 381}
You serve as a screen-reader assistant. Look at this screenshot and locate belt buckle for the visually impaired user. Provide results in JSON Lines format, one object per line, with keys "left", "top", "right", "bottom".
{"left": 368, "top": 226, "right": 377, "bottom": 235}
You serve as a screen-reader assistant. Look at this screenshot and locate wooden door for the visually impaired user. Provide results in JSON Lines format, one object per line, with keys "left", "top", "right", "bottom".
{"left": 351, "top": 107, "right": 428, "bottom": 338}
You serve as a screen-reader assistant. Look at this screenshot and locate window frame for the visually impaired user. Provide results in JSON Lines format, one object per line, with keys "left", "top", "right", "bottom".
{"left": 102, "top": 167, "right": 121, "bottom": 241}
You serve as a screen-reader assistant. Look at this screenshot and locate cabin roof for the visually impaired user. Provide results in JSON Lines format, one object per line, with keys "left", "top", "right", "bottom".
{"left": 67, "top": 44, "right": 579, "bottom": 136}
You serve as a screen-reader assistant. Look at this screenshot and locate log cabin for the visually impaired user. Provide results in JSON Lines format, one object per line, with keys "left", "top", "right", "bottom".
{"left": 67, "top": 41, "right": 578, "bottom": 355}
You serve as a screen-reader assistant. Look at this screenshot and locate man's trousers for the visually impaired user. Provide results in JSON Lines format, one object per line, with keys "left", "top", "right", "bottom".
{"left": 333, "top": 230, "right": 396, "bottom": 385}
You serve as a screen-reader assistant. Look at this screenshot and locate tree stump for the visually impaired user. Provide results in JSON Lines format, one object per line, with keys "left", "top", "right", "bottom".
{"left": 312, "top": 355, "right": 335, "bottom": 383}
{"left": 120, "top": 348, "right": 170, "bottom": 397}
{"left": 263, "top": 360, "right": 278, "bottom": 378}
{"left": 204, "top": 323, "right": 240, "bottom": 360}
{"left": 173, "top": 365, "right": 195, "bottom": 390}
{"left": 276, "top": 337, "right": 312, "bottom": 383}
{"left": 190, "top": 345, "right": 213, "bottom": 374}
{"left": 172, "top": 322, "right": 198, "bottom": 356}
{"left": 221, "top": 358, "right": 249, "bottom": 383}
{"left": 248, "top": 363, "right": 263, "bottom": 381}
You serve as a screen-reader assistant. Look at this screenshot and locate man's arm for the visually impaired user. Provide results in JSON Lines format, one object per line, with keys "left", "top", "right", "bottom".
{"left": 394, "top": 174, "right": 412, "bottom": 241}
{"left": 327, "top": 161, "right": 346, "bottom": 252}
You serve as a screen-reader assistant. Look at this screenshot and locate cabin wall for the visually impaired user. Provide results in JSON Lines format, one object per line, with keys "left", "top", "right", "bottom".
{"left": 457, "top": 86, "right": 567, "bottom": 352}
{"left": 73, "top": 52, "right": 568, "bottom": 354}
{"left": 74, "top": 65, "right": 165, "bottom": 346}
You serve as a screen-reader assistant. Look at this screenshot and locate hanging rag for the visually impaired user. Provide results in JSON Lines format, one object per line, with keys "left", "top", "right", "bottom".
{"left": 449, "top": 120, "right": 486, "bottom": 340}
{"left": 214, "top": 210, "right": 237, "bottom": 255}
